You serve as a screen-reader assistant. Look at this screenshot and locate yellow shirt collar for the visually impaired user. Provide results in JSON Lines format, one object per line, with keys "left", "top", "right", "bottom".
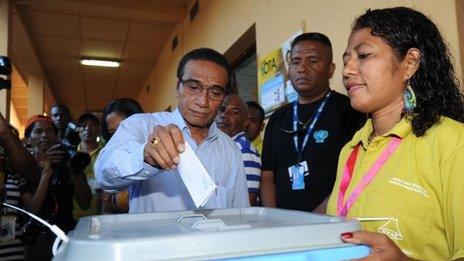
{"left": 77, "top": 141, "right": 104, "bottom": 157}
{"left": 349, "top": 117, "right": 413, "bottom": 149}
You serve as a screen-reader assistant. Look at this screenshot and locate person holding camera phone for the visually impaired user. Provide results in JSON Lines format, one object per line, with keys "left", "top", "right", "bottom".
{"left": 0, "top": 123, "right": 57, "bottom": 260}
{"left": 23, "top": 115, "right": 92, "bottom": 260}
{"left": 50, "top": 104, "right": 80, "bottom": 147}
{"left": 73, "top": 113, "right": 104, "bottom": 219}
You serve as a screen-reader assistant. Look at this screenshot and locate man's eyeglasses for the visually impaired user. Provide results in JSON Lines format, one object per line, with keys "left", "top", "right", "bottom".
{"left": 180, "top": 79, "right": 227, "bottom": 101}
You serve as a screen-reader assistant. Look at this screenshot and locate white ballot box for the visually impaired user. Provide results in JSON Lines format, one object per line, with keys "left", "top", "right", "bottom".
{"left": 53, "top": 207, "right": 369, "bottom": 260}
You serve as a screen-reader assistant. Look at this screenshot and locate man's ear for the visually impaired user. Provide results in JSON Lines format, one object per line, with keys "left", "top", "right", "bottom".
{"left": 328, "top": 63, "right": 336, "bottom": 79}
{"left": 243, "top": 115, "right": 250, "bottom": 129}
{"left": 404, "top": 48, "right": 421, "bottom": 81}
{"left": 175, "top": 80, "right": 181, "bottom": 98}
{"left": 260, "top": 122, "right": 265, "bottom": 131}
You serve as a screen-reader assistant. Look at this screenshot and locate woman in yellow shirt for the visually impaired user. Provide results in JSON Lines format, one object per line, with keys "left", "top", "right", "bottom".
{"left": 326, "top": 7, "right": 464, "bottom": 260}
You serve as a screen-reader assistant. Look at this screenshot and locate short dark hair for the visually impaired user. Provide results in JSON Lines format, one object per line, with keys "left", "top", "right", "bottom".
{"left": 246, "top": 101, "right": 265, "bottom": 122}
{"left": 77, "top": 113, "right": 99, "bottom": 125}
{"left": 25, "top": 121, "right": 58, "bottom": 138}
{"left": 101, "top": 98, "right": 144, "bottom": 142}
{"left": 50, "top": 104, "right": 71, "bottom": 117}
{"left": 291, "top": 32, "right": 333, "bottom": 62}
{"left": 176, "top": 48, "right": 232, "bottom": 92}
{"left": 352, "top": 7, "right": 464, "bottom": 136}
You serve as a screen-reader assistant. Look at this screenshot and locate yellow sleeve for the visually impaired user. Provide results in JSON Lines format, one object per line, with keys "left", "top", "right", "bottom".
{"left": 442, "top": 145, "right": 464, "bottom": 260}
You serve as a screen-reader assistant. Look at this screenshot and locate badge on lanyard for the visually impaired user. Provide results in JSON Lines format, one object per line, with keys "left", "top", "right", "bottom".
{"left": 289, "top": 91, "right": 331, "bottom": 192}
{"left": 291, "top": 164, "right": 305, "bottom": 190}
{"left": 288, "top": 161, "right": 309, "bottom": 190}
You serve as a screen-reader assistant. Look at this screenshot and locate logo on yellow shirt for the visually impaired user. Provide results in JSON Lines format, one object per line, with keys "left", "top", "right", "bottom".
{"left": 378, "top": 217, "right": 404, "bottom": 242}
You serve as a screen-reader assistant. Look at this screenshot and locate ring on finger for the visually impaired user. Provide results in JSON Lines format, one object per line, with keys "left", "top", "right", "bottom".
{"left": 151, "top": 137, "right": 161, "bottom": 149}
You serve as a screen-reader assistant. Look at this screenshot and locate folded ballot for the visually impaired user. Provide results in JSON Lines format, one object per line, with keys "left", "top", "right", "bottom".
{"left": 177, "top": 142, "right": 217, "bottom": 208}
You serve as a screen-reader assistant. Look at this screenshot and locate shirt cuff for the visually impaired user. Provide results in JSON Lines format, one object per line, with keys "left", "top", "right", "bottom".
{"left": 127, "top": 141, "right": 161, "bottom": 179}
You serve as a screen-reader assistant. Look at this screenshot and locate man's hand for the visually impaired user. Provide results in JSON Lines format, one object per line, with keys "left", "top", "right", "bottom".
{"left": 341, "top": 230, "right": 412, "bottom": 261}
{"left": 45, "top": 144, "right": 66, "bottom": 165}
{"left": 143, "top": 124, "right": 185, "bottom": 170}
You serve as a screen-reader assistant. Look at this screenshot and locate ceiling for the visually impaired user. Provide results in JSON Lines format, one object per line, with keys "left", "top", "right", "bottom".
{"left": 10, "top": 0, "right": 189, "bottom": 120}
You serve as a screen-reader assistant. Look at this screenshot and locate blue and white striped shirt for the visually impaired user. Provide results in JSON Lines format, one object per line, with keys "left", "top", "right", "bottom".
{"left": 95, "top": 108, "right": 250, "bottom": 213}
{"left": 233, "top": 132, "right": 261, "bottom": 193}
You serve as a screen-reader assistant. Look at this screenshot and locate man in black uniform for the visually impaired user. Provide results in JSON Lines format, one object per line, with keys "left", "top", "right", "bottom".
{"left": 260, "top": 32, "right": 365, "bottom": 212}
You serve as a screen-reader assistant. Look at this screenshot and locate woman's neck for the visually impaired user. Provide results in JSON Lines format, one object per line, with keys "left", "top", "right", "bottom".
{"left": 371, "top": 99, "right": 404, "bottom": 139}
{"left": 80, "top": 141, "right": 98, "bottom": 153}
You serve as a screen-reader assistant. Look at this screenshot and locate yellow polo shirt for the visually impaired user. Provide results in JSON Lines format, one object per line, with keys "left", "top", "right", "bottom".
{"left": 73, "top": 142, "right": 103, "bottom": 219}
{"left": 251, "top": 135, "right": 263, "bottom": 156}
{"left": 327, "top": 117, "right": 464, "bottom": 260}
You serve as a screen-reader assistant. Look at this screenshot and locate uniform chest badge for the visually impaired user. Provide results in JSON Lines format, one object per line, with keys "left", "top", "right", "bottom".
{"left": 313, "top": 130, "right": 329, "bottom": 143}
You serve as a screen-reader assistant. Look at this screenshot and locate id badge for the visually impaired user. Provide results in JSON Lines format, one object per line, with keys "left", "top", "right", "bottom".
{"left": 0, "top": 214, "right": 16, "bottom": 243}
{"left": 288, "top": 161, "right": 310, "bottom": 178}
{"left": 290, "top": 164, "right": 305, "bottom": 190}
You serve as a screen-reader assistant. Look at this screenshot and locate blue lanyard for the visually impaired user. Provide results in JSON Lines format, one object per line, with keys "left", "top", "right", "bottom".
{"left": 292, "top": 90, "right": 331, "bottom": 162}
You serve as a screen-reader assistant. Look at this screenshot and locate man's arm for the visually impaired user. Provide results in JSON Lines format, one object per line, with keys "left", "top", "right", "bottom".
{"left": 313, "top": 197, "right": 328, "bottom": 214}
{"left": 70, "top": 168, "right": 92, "bottom": 210}
{"left": 22, "top": 159, "right": 53, "bottom": 214}
{"left": 96, "top": 114, "right": 185, "bottom": 191}
{"left": 95, "top": 114, "right": 161, "bottom": 191}
{"left": 0, "top": 113, "right": 40, "bottom": 187}
{"left": 260, "top": 170, "right": 276, "bottom": 207}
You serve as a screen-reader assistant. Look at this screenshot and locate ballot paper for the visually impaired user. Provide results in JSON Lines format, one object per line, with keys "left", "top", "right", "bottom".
{"left": 177, "top": 142, "right": 217, "bottom": 208}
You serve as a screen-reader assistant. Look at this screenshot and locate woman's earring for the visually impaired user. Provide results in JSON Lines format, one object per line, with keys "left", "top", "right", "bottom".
{"left": 403, "top": 83, "right": 417, "bottom": 113}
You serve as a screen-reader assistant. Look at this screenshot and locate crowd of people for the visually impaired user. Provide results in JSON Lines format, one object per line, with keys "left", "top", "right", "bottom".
{"left": 0, "top": 6, "right": 462, "bottom": 260}
{"left": 0, "top": 99, "right": 144, "bottom": 259}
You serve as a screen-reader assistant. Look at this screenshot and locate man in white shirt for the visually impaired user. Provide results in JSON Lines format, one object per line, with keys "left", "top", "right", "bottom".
{"left": 95, "top": 48, "right": 249, "bottom": 213}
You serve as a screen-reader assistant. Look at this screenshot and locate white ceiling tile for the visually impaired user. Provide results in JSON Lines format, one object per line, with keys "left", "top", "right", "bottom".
{"left": 34, "top": 36, "right": 79, "bottom": 57}
{"left": 122, "top": 43, "right": 162, "bottom": 62}
{"left": 84, "top": 72, "right": 116, "bottom": 90}
{"left": 80, "top": 40, "right": 124, "bottom": 59}
{"left": 127, "top": 21, "right": 173, "bottom": 44}
{"left": 21, "top": 9, "right": 79, "bottom": 38}
{"left": 41, "top": 56, "right": 80, "bottom": 74}
{"left": 81, "top": 16, "right": 129, "bottom": 42}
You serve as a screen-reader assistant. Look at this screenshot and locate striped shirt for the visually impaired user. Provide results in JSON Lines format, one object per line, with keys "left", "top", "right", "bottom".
{"left": 1, "top": 169, "right": 28, "bottom": 260}
{"left": 233, "top": 132, "right": 261, "bottom": 193}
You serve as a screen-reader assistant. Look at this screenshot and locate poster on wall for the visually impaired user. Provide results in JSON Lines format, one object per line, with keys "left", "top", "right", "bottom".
{"left": 281, "top": 30, "right": 302, "bottom": 104}
{"left": 281, "top": 30, "right": 303, "bottom": 73}
{"left": 260, "top": 74, "right": 285, "bottom": 114}
{"left": 257, "top": 48, "right": 285, "bottom": 114}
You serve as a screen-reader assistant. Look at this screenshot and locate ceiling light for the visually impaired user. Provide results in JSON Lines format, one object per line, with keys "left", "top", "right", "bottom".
{"left": 80, "top": 58, "right": 120, "bottom": 67}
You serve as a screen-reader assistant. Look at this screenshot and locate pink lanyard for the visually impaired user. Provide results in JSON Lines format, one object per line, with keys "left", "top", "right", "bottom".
{"left": 337, "top": 137, "right": 402, "bottom": 216}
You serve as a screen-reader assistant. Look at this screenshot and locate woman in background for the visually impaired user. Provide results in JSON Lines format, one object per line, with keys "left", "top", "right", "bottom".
{"left": 0, "top": 124, "right": 51, "bottom": 260}
{"left": 326, "top": 7, "right": 464, "bottom": 260}
{"left": 24, "top": 115, "right": 91, "bottom": 260}
{"left": 100, "top": 98, "right": 144, "bottom": 213}
{"left": 101, "top": 98, "right": 144, "bottom": 143}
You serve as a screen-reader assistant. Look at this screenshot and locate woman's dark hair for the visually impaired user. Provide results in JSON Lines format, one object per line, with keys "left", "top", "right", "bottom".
{"left": 77, "top": 113, "right": 100, "bottom": 125}
{"left": 101, "top": 98, "right": 144, "bottom": 142}
{"left": 353, "top": 7, "right": 464, "bottom": 136}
